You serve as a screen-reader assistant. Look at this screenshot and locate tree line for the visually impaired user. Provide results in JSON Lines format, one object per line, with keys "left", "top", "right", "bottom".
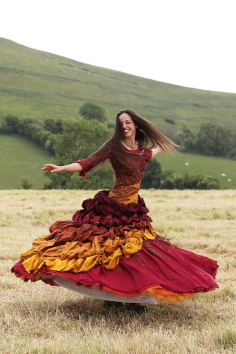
{"left": 0, "top": 102, "right": 225, "bottom": 189}
{"left": 179, "top": 123, "right": 236, "bottom": 159}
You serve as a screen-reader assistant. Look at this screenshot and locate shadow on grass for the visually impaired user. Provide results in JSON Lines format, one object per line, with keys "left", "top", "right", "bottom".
{"left": 56, "top": 296, "right": 213, "bottom": 329}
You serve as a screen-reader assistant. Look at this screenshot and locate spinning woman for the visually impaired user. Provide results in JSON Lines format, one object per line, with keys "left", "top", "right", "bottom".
{"left": 12, "top": 109, "right": 219, "bottom": 313}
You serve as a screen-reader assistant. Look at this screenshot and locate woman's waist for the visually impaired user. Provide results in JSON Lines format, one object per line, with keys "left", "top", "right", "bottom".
{"left": 109, "top": 182, "right": 141, "bottom": 205}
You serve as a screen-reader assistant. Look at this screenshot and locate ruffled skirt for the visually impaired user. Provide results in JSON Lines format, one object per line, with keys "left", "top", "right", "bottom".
{"left": 12, "top": 190, "right": 219, "bottom": 304}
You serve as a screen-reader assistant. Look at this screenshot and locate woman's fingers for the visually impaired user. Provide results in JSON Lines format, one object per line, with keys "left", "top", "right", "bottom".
{"left": 41, "top": 164, "right": 57, "bottom": 171}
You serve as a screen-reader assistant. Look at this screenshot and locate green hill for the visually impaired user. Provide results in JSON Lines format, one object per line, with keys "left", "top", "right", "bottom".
{"left": 0, "top": 135, "right": 52, "bottom": 189}
{"left": 1, "top": 37, "right": 236, "bottom": 190}
{"left": 0, "top": 37, "right": 236, "bottom": 132}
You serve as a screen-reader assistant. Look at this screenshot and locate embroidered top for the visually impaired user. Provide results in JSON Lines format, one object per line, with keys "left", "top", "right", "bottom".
{"left": 74, "top": 142, "right": 153, "bottom": 204}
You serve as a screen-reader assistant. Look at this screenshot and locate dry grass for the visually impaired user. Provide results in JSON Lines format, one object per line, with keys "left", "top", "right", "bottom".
{"left": 1, "top": 189, "right": 236, "bottom": 354}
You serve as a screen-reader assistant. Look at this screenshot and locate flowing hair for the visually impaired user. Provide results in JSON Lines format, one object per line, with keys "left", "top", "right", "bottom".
{"left": 83, "top": 109, "right": 179, "bottom": 176}
{"left": 108, "top": 108, "right": 178, "bottom": 155}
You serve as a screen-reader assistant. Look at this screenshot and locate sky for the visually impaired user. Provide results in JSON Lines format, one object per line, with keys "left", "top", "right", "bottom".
{"left": 1, "top": 0, "right": 236, "bottom": 93}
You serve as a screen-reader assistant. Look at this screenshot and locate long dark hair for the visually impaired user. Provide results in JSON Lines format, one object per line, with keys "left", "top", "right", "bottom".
{"left": 109, "top": 108, "right": 178, "bottom": 154}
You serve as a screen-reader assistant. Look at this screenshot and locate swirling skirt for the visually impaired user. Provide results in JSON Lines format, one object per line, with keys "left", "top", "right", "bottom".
{"left": 12, "top": 190, "right": 219, "bottom": 304}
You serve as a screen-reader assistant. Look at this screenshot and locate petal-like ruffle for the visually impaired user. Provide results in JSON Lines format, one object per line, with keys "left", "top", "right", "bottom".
{"left": 72, "top": 190, "right": 152, "bottom": 226}
{"left": 19, "top": 223, "right": 155, "bottom": 274}
{"left": 12, "top": 237, "right": 218, "bottom": 304}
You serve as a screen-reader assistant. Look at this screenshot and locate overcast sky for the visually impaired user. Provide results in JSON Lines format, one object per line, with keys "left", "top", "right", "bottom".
{"left": 1, "top": 0, "right": 236, "bottom": 93}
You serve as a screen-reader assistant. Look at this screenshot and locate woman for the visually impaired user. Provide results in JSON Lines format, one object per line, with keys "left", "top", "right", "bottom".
{"left": 12, "top": 109, "right": 219, "bottom": 313}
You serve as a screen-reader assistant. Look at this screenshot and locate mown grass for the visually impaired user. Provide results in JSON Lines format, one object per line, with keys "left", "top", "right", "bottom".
{"left": 0, "top": 134, "right": 52, "bottom": 189}
{"left": 1, "top": 189, "right": 236, "bottom": 353}
{"left": 1, "top": 37, "right": 236, "bottom": 133}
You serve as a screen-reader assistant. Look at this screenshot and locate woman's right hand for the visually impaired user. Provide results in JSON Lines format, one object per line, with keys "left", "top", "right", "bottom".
{"left": 41, "top": 164, "right": 64, "bottom": 173}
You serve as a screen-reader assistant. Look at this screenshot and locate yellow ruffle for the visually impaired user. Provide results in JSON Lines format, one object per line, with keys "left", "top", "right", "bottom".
{"left": 145, "top": 286, "right": 195, "bottom": 303}
{"left": 21, "top": 228, "right": 155, "bottom": 274}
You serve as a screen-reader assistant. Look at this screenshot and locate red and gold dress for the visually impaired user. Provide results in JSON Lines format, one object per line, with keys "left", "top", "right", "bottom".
{"left": 12, "top": 142, "right": 219, "bottom": 304}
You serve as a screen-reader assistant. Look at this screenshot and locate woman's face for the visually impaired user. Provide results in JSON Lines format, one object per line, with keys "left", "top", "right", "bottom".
{"left": 119, "top": 113, "right": 137, "bottom": 139}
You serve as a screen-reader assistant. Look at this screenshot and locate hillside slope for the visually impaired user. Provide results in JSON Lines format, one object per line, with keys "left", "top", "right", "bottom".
{"left": 0, "top": 37, "right": 236, "bottom": 131}
{"left": 0, "top": 135, "right": 52, "bottom": 189}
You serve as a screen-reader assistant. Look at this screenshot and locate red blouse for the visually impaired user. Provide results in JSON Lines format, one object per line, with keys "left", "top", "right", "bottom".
{"left": 74, "top": 141, "right": 153, "bottom": 204}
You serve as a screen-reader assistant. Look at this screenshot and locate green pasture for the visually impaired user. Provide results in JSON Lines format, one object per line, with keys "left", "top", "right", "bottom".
{"left": 1, "top": 134, "right": 236, "bottom": 190}
{"left": 158, "top": 151, "right": 236, "bottom": 189}
{"left": 1, "top": 37, "right": 236, "bottom": 132}
{"left": 0, "top": 134, "right": 52, "bottom": 189}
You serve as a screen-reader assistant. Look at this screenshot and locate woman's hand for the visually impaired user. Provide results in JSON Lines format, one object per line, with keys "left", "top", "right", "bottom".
{"left": 41, "top": 164, "right": 64, "bottom": 173}
{"left": 41, "top": 163, "right": 82, "bottom": 173}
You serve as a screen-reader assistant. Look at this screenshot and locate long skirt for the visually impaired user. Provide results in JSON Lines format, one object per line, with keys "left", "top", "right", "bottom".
{"left": 12, "top": 190, "right": 219, "bottom": 304}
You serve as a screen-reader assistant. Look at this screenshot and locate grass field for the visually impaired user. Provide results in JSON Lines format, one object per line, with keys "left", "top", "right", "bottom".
{"left": 0, "top": 134, "right": 52, "bottom": 189}
{"left": 1, "top": 37, "right": 236, "bottom": 133}
{"left": 1, "top": 189, "right": 236, "bottom": 354}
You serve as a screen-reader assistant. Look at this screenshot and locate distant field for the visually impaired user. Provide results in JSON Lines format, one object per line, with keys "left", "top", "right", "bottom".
{"left": 0, "top": 134, "right": 52, "bottom": 189}
{"left": 1, "top": 189, "right": 235, "bottom": 353}
{"left": 1, "top": 134, "right": 236, "bottom": 190}
{"left": 158, "top": 151, "right": 236, "bottom": 189}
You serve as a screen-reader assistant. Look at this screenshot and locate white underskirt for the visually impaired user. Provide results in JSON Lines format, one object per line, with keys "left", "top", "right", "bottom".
{"left": 53, "top": 276, "right": 157, "bottom": 304}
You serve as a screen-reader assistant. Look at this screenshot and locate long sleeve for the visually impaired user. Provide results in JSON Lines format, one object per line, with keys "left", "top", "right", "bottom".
{"left": 73, "top": 142, "right": 112, "bottom": 179}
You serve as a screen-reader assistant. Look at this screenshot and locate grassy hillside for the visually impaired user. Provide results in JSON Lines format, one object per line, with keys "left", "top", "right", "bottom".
{"left": 157, "top": 152, "right": 236, "bottom": 189}
{"left": 0, "top": 37, "right": 236, "bottom": 133}
{"left": 1, "top": 37, "right": 236, "bottom": 190}
{"left": 0, "top": 135, "right": 52, "bottom": 189}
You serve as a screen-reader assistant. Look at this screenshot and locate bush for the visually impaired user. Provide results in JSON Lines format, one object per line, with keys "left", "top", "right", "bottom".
{"left": 79, "top": 102, "right": 107, "bottom": 123}
{"left": 20, "top": 178, "right": 32, "bottom": 190}
{"left": 0, "top": 115, "right": 19, "bottom": 134}
{"left": 229, "top": 147, "right": 236, "bottom": 160}
{"left": 43, "top": 119, "right": 63, "bottom": 134}
{"left": 164, "top": 118, "right": 175, "bottom": 125}
{"left": 195, "top": 123, "right": 233, "bottom": 156}
{"left": 141, "top": 159, "right": 162, "bottom": 189}
{"left": 159, "top": 171, "right": 220, "bottom": 190}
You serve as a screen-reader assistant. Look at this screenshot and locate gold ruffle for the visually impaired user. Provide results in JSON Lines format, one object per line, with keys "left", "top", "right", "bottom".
{"left": 21, "top": 227, "right": 156, "bottom": 274}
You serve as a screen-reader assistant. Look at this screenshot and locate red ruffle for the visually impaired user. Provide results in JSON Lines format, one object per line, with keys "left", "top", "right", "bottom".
{"left": 72, "top": 190, "right": 152, "bottom": 226}
{"left": 12, "top": 238, "right": 219, "bottom": 295}
{"left": 47, "top": 220, "right": 152, "bottom": 243}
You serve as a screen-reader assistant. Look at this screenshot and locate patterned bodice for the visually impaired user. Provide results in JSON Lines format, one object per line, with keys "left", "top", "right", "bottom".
{"left": 74, "top": 141, "right": 152, "bottom": 204}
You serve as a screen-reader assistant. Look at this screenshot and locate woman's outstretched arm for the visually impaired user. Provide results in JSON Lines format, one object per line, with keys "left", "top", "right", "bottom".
{"left": 41, "top": 162, "right": 82, "bottom": 173}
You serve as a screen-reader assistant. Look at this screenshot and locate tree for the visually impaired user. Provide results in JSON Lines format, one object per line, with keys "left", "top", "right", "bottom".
{"left": 141, "top": 159, "right": 162, "bottom": 189}
{"left": 195, "top": 123, "right": 232, "bottom": 156}
{"left": 44, "top": 117, "right": 114, "bottom": 189}
{"left": 43, "top": 119, "right": 63, "bottom": 134}
{"left": 180, "top": 124, "right": 196, "bottom": 151}
{"left": 79, "top": 102, "right": 107, "bottom": 123}
{"left": 0, "top": 115, "right": 19, "bottom": 133}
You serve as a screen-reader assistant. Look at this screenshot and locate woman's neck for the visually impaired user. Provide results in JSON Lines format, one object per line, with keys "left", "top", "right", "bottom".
{"left": 122, "top": 139, "right": 139, "bottom": 150}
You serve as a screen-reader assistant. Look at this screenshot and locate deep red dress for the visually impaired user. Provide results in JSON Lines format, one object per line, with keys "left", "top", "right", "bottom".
{"left": 12, "top": 142, "right": 219, "bottom": 303}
